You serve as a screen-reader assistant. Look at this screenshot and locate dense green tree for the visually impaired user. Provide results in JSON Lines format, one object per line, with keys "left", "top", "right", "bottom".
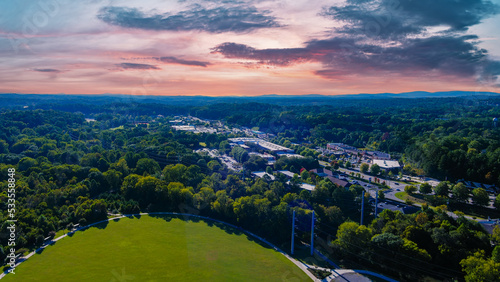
{"left": 370, "top": 164, "right": 381, "bottom": 175}
{"left": 135, "top": 158, "right": 161, "bottom": 176}
{"left": 243, "top": 155, "right": 267, "bottom": 171}
{"left": 0, "top": 139, "right": 9, "bottom": 154}
{"left": 378, "top": 190, "right": 385, "bottom": 200}
{"left": 434, "top": 181, "right": 450, "bottom": 197}
{"left": 494, "top": 194, "right": 500, "bottom": 210}
{"left": 404, "top": 185, "right": 417, "bottom": 195}
{"left": 360, "top": 163, "right": 369, "bottom": 173}
{"left": 460, "top": 251, "right": 500, "bottom": 282}
{"left": 207, "top": 160, "right": 221, "bottom": 171}
{"left": 471, "top": 188, "right": 489, "bottom": 207}
{"left": 493, "top": 226, "right": 500, "bottom": 245}
{"left": 230, "top": 146, "right": 249, "bottom": 163}
{"left": 334, "top": 222, "right": 372, "bottom": 252}
{"left": 211, "top": 190, "right": 234, "bottom": 219}
{"left": 452, "top": 183, "right": 469, "bottom": 203}
{"left": 163, "top": 164, "right": 188, "bottom": 184}
{"left": 419, "top": 182, "right": 433, "bottom": 194}
{"left": 18, "top": 157, "right": 38, "bottom": 171}
{"left": 219, "top": 140, "right": 231, "bottom": 154}
{"left": 103, "top": 169, "right": 123, "bottom": 191}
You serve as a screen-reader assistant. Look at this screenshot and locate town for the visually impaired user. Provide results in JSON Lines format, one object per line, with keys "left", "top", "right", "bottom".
{"left": 167, "top": 114, "right": 500, "bottom": 227}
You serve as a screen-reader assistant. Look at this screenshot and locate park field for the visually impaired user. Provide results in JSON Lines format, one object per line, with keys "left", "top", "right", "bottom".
{"left": 3, "top": 215, "right": 311, "bottom": 281}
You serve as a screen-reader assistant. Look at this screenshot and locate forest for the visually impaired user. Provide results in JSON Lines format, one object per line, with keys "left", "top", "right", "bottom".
{"left": 1, "top": 95, "right": 500, "bottom": 281}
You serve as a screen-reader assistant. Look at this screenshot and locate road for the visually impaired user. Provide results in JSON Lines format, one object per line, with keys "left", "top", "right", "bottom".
{"left": 336, "top": 167, "right": 410, "bottom": 203}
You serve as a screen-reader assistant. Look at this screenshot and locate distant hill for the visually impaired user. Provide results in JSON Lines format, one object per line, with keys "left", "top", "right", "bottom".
{"left": 0, "top": 91, "right": 498, "bottom": 109}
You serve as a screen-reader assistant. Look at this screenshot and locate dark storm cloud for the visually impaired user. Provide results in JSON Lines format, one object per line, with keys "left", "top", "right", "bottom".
{"left": 155, "top": 56, "right": 211, "bottom": 67}
{"left": 34, "top": 68, "right": 61, "bottom": 73}
{"left": 116, "top": 63, "right": 160, "bottom": 70}
{"left": 97, "top": 5, "right": 281, "bottom": 33}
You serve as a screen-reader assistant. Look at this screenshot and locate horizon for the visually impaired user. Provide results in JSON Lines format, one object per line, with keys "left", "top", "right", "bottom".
{"left": 1, "top": 90, "right": 500, "bottom": 98}
{"left": 1, "top": 0, "right": 500, "bottom": 96}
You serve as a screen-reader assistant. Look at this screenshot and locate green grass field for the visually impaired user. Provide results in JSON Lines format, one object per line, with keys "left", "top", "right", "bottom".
{"left": 3, "top": 215, "right": 310, "bottom": 281}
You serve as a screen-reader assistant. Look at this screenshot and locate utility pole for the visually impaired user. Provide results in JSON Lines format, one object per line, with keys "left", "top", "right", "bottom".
{"left": 291, "top": 210, "right": 295, "bottom": 255}
{"left": 360, "top": 190, "right": 365, "bottom": 225}
{"left": 375, "top": 187, "right": 379, "bottom": 217}
{"left": 310, "top": 211, "right": 315, "bottom": 256}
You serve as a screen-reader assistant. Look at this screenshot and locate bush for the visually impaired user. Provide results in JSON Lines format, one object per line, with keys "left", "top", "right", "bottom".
{"left": 405, "top": 185, "right": 417, "bottom": 195}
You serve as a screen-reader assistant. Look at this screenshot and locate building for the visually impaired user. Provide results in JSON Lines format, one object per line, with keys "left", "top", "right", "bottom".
{"left": 229, "top": 137, "right": 294, "bottom": 153}
{"left": 327, "top": 143, "right": 359, "bottom": 154}
{"left": 287, "top": 181, "right": 315, "bottom": 191}
{"left": 252, "top": 171, "right": 275, "bottom": 181}
{"left": 309, "top": 168, "right": 333, "bottom": 177}
{"left": 365, "top": 151, "right": 391, "bottom": 160}
{"left": 249, "top": 152, "right": 276, "bottom": 164}
{"left": 457, "top": 179, "right": 498, "bottom": 194}
{"left": 326, "top": 176, "right": 351, "bottom": 189}
{"left": 277, "top": 170, "right": 297, "bottom": 179}
{"left": 372, "top": 159, "right": 401, "bottom": 172}
{"left": 299, "top": 183, "right": 316, "bottom": 191}
{"left": 172, "top": 125, "right": 195, "bottom": 132}
{"left": 276, "top": 152, "right": 304, "bottom": 159}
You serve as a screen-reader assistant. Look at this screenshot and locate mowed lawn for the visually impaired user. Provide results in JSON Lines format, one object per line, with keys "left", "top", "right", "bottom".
{"left": 3, "top": 215, "right": 311, "bottom": 281}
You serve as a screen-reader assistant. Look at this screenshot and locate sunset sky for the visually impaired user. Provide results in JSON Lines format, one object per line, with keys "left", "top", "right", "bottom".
{"left": 1, "top": 0, "right": 500, "bottom": 96}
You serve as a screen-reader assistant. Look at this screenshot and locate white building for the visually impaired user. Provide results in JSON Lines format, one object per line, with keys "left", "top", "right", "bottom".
{"left": 372, "top": 159, "right": 401, "bottom": 171}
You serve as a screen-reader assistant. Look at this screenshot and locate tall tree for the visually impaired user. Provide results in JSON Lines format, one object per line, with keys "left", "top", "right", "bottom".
{"left": 434, "top": 181, "right": 450, "bottom": 197}
{"left": 452, "top": 183, "right": 469, "bottom": 203}
{"left": 471, "top": 188, "right": 489, "bottom": 207}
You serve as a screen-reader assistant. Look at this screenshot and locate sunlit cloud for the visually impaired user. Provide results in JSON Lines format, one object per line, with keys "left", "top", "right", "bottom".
{"left": 0, "top": 0, "right": 499, "bottom": 95}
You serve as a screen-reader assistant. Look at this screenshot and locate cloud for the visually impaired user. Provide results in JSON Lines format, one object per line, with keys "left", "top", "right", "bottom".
{"left": 155, "top": 56, "right": 211, "bottom": 67}
{"left": 116, "top": 63, "right": 160, "bottom": 70}
{"left": 97, "top": 5, "right": 281, "bottom": 33}
{"left": 213, "top": 34, "right": 499, "bottom": 80}
{"left": 211, "top": 42, "right": 312, "bottom": 66}
{"left": 213, "top": 0, "right": 500, "bottom": 84}
{"left": 321, "top": 0, "right": 500, "bottom": 39}
{"left": 33, "top": 68, "right": 61, "bottom": 73}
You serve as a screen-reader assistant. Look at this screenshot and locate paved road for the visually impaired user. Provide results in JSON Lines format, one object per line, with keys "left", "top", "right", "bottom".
{"left": 334, "top": 167, "right": 496, "bottom": 222}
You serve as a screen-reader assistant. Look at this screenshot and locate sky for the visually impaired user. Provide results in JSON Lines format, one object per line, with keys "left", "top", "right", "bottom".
{"left": 0, "top": 0, "right": 500, "bottom": 96}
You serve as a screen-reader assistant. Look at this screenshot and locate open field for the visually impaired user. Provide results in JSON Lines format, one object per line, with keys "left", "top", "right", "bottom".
{"left": 3, "top": 215, "right": 310, "bottom": 281}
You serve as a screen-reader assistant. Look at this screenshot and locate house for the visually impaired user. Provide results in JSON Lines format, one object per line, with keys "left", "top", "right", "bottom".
{"left": 309, "top": 168, "right": 333, "bottom": 177}
{"left": 287, "top": 181, "right": 315, "bottom": 191}
{"left": 251, "top": 171, "right": 275, "bottom": 181}
{"left": 326, "top": 176, "right": 351, "bottom": 189}
{"left": 299, "top": 183, "right": 316, "bottom": 191}
{"left": 457, "top": 179, "right": 498, "bottom": 193}
{"left": 277, "top": 170, "right": 297, "bottom": 179}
